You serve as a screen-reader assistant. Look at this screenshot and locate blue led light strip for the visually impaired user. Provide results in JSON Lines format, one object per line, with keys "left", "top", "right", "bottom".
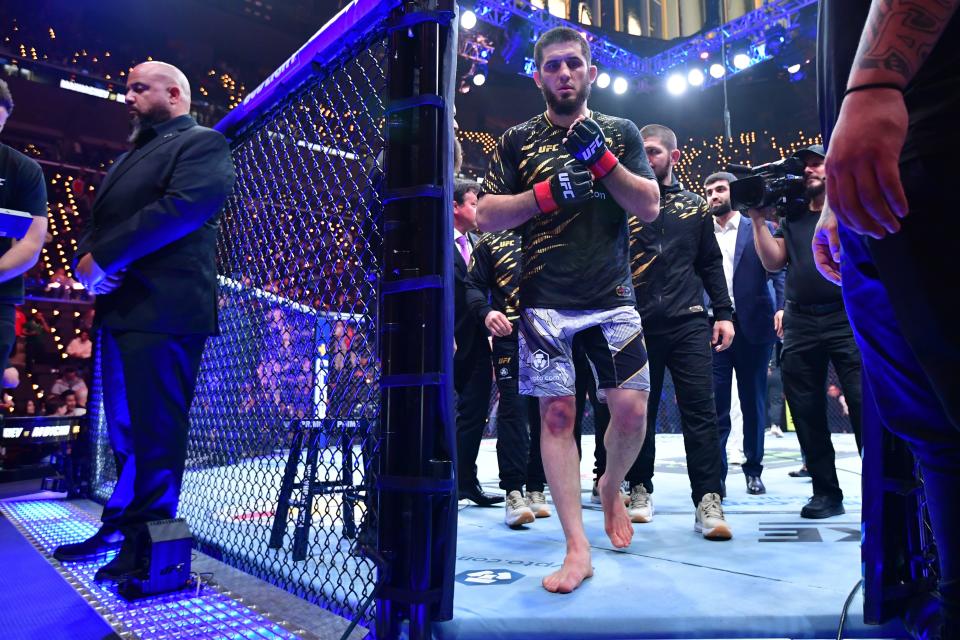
{"left": 0, "top": 500, "right": 313, "bottom": 639}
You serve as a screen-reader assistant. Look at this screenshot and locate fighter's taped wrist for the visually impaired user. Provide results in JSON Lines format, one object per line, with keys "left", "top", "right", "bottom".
{"left": 588, "top": 150, "right": 618, "bottom": 179}
{"left": 533, "top": 180, "right": 558, "bottom": 214}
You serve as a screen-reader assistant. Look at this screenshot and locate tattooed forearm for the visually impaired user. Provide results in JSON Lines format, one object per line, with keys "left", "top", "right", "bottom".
{"left": 851, "top": 0, "right": 960, "bottom": 85}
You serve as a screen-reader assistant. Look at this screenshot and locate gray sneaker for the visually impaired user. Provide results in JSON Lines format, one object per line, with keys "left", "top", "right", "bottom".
{"left": 504, "top": 490, "right": 535, "bottom": 528}
{"left": 526, "top": 490, "right": 551, "bottom": 518}
{"left": 627, "top": 485, "right": 654, "bottom": 523}
{"left": 591, "top": 478, "right": 631, "bottom": 506}
{"left": 695, "top": 492, "right": 732, "bottom": 540}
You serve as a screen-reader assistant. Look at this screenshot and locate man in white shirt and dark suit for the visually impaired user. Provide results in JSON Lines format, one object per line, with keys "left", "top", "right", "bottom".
{"left": 703, "top": 171, "right": 784, "bottom": 495}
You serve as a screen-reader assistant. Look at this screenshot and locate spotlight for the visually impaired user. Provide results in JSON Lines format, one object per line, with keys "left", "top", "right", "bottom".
{"left": 787, "top": 63, "right": 801, "bottom": 74}
{"left": 460, "top": 10, "right": 477, "bottom": 30}
{"left": 666, "top": 73, "right": 687, "bottom": 96}
{"left": 612, "top": 77, "right": 628, "bottom": 95}
{"left": 472, "top": 69, "right": 486, "bottom": 86}
{"left": 687, "top": 68, "right": 705, "bottom": 87}
{"left": 733, "top": 53, "right": 751, "bottom": 70}
{"left": 596, "top": 72, "right": 610, "bottom": 89}
{"left": 699, "top": 50, "right": 710, "bottom": 60}
{"left": 709, "top": 63, "right": 725, "bottom": 79}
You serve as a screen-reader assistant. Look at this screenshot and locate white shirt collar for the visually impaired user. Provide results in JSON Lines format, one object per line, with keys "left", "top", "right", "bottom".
{"left": 713, "top": 212, "right": 741, "bottom": 233}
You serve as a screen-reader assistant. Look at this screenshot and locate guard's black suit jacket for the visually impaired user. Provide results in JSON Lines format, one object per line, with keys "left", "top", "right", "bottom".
{"left": 77, "top": 115, "right": 235, "bottom": 335}
{"left": 453, "top": 232, "right": 487, "bottom": 370}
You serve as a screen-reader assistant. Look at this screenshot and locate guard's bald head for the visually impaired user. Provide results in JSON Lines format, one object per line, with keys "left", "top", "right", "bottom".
{"left": 125, "top": 61, "right": 192, "bottom": 141}
{"left": 132, "top": 61, "right": 192, "bottom": 106}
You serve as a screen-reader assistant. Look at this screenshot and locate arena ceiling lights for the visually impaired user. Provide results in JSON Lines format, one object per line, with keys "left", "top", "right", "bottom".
{"left": 462, "top": 0, "right": 815, "bottom": 97}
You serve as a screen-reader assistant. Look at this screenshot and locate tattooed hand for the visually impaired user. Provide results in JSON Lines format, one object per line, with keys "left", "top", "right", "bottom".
{"left": 827, "top": 0, "right": 960, "bottom": 237}
{"left": 825, "top": 88, "right": 908, "bottom": 238}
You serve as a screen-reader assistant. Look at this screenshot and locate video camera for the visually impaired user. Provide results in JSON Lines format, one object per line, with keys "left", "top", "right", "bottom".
{"left": 728, "top": 156, "right": 807, "bottom": 217}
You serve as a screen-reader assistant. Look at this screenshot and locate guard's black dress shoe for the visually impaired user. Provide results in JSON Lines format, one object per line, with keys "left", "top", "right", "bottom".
{"left": 746, "top": 476, "right": 766, "bottom": 495}
{"left": 53, "top": 526, "right": 123, "bottom": 562}
{"left": 458, "top": 483, "right": 504, "bottom": 507}
{"left": 800, "top": 494, "right": 845, "bottom": 519}
{"left": 94, "top": 550, "right": 140, "bottom": 583}
{"left": 788, "top": 466, "right": 811, "bottom": 478}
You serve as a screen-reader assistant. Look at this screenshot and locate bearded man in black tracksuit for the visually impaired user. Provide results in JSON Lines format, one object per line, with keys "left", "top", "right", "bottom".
{"left": 595, "top": 123, "right": 735, "bottom": 539}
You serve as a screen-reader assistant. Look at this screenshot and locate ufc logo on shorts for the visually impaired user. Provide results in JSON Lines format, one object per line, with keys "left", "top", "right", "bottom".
{"left": 579, "top": 138, "right": 603, "bottom": 160}
{"left": 558, "top": 172, "right": 575, "bottom": 199}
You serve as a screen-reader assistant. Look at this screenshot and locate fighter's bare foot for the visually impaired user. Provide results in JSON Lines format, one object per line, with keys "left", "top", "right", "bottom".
{"left": 598, "top": 474, "right": 633, "bottom": 548}
{"left": 542, "top": 549, "right": 593, "bottom": 593}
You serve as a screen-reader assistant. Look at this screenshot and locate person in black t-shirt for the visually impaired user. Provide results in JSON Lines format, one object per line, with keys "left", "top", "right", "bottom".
{"left": 813, "top": 2, "right": 960, "bottom": 635}
{"left": 0, "top": 80, "right": 49, "bottom": 374}
{"left": 478, "top": 26, "right": 659, "bottom": 594}
{"left": 748, "top": 145, "right": 862, "bottom": 520}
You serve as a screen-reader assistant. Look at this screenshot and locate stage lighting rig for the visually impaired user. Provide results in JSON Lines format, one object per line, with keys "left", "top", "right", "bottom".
{"left": 459, "top": 34, "right": 495, "bottom": 65}
{"left": 469, "top": 0, "right": 646, "bottom": 79}
{"left": 645, "top": 0, "right": 816, "bottom": 91}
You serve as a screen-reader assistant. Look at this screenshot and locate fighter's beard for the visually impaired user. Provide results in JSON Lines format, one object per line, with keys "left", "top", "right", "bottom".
{"left": 542, "top": 82, "right": 590, "bottom": 116}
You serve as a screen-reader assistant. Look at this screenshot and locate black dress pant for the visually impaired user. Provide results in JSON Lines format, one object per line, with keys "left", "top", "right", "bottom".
{"left": 454, "top": 336, "right": 492, "bottom": 490}
{"left": 491, "top": 334, "right": 531, "bottom": 492}
{"left": 99, "top": 328, "right": 207, "bottom": 528}
{"left": 780, "top": 305, "right": 862, "bottom": 500}
{"left": 629, "top": 316, "right": 724, "bottom": 506}
{"left": 767, "top": 347, "right": 786, "bottom": 428}
{"left": 713, "top": 318, "right": 774, "bottom": 481}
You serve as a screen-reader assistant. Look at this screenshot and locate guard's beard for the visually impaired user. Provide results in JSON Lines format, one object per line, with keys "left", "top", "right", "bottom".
{"left": 710, "top": 202, "right": 732, "bottom": 218}
{"left": 127, "top": 119, "right": 141, "bottom": 144}
{"left": 127, "top": 104, "right": 173, "bottom": 144}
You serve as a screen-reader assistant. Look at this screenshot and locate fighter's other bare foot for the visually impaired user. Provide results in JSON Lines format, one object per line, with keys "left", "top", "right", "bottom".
{"left": 542, "top": 549, "right": 593, "bottom": 593}
{"left": 598, "top": 474, "right": 633, "bottom": 548}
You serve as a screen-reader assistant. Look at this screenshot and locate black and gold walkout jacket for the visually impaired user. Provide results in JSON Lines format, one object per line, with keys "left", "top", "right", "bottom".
{"left": 630, "top": 179, "right": 733, "bottom": 334}
{"left": 464, "top": 229, "right": 522, "bottom": 330}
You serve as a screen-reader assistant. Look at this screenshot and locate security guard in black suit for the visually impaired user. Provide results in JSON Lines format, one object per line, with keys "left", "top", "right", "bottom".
{"left": 54, "top": 61, "right": 235, "bottom": 581}
{"left": 453, "top": 179, "right": 501, "bottom": 506}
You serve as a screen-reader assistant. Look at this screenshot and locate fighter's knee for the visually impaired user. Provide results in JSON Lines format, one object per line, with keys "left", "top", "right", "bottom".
{"left": 616, "top": 408, "right": 647, "bottom": 436}
{"left": 541, "top": 398, "right": 575, "bottom": 433}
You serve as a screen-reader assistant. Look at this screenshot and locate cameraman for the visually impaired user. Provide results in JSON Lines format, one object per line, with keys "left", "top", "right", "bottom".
{"left": 747, "top": 144, "right": 861, "bottom": 519}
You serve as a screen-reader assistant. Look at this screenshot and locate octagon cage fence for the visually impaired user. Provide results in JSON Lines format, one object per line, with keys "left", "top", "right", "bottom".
{"left": 88, "top": 1, "right": 460, "bottom": 638}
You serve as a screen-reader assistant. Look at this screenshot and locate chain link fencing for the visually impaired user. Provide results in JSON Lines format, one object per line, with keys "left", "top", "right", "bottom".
{"left": 91, "top": 23, "right": 389, "bottom": 632}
